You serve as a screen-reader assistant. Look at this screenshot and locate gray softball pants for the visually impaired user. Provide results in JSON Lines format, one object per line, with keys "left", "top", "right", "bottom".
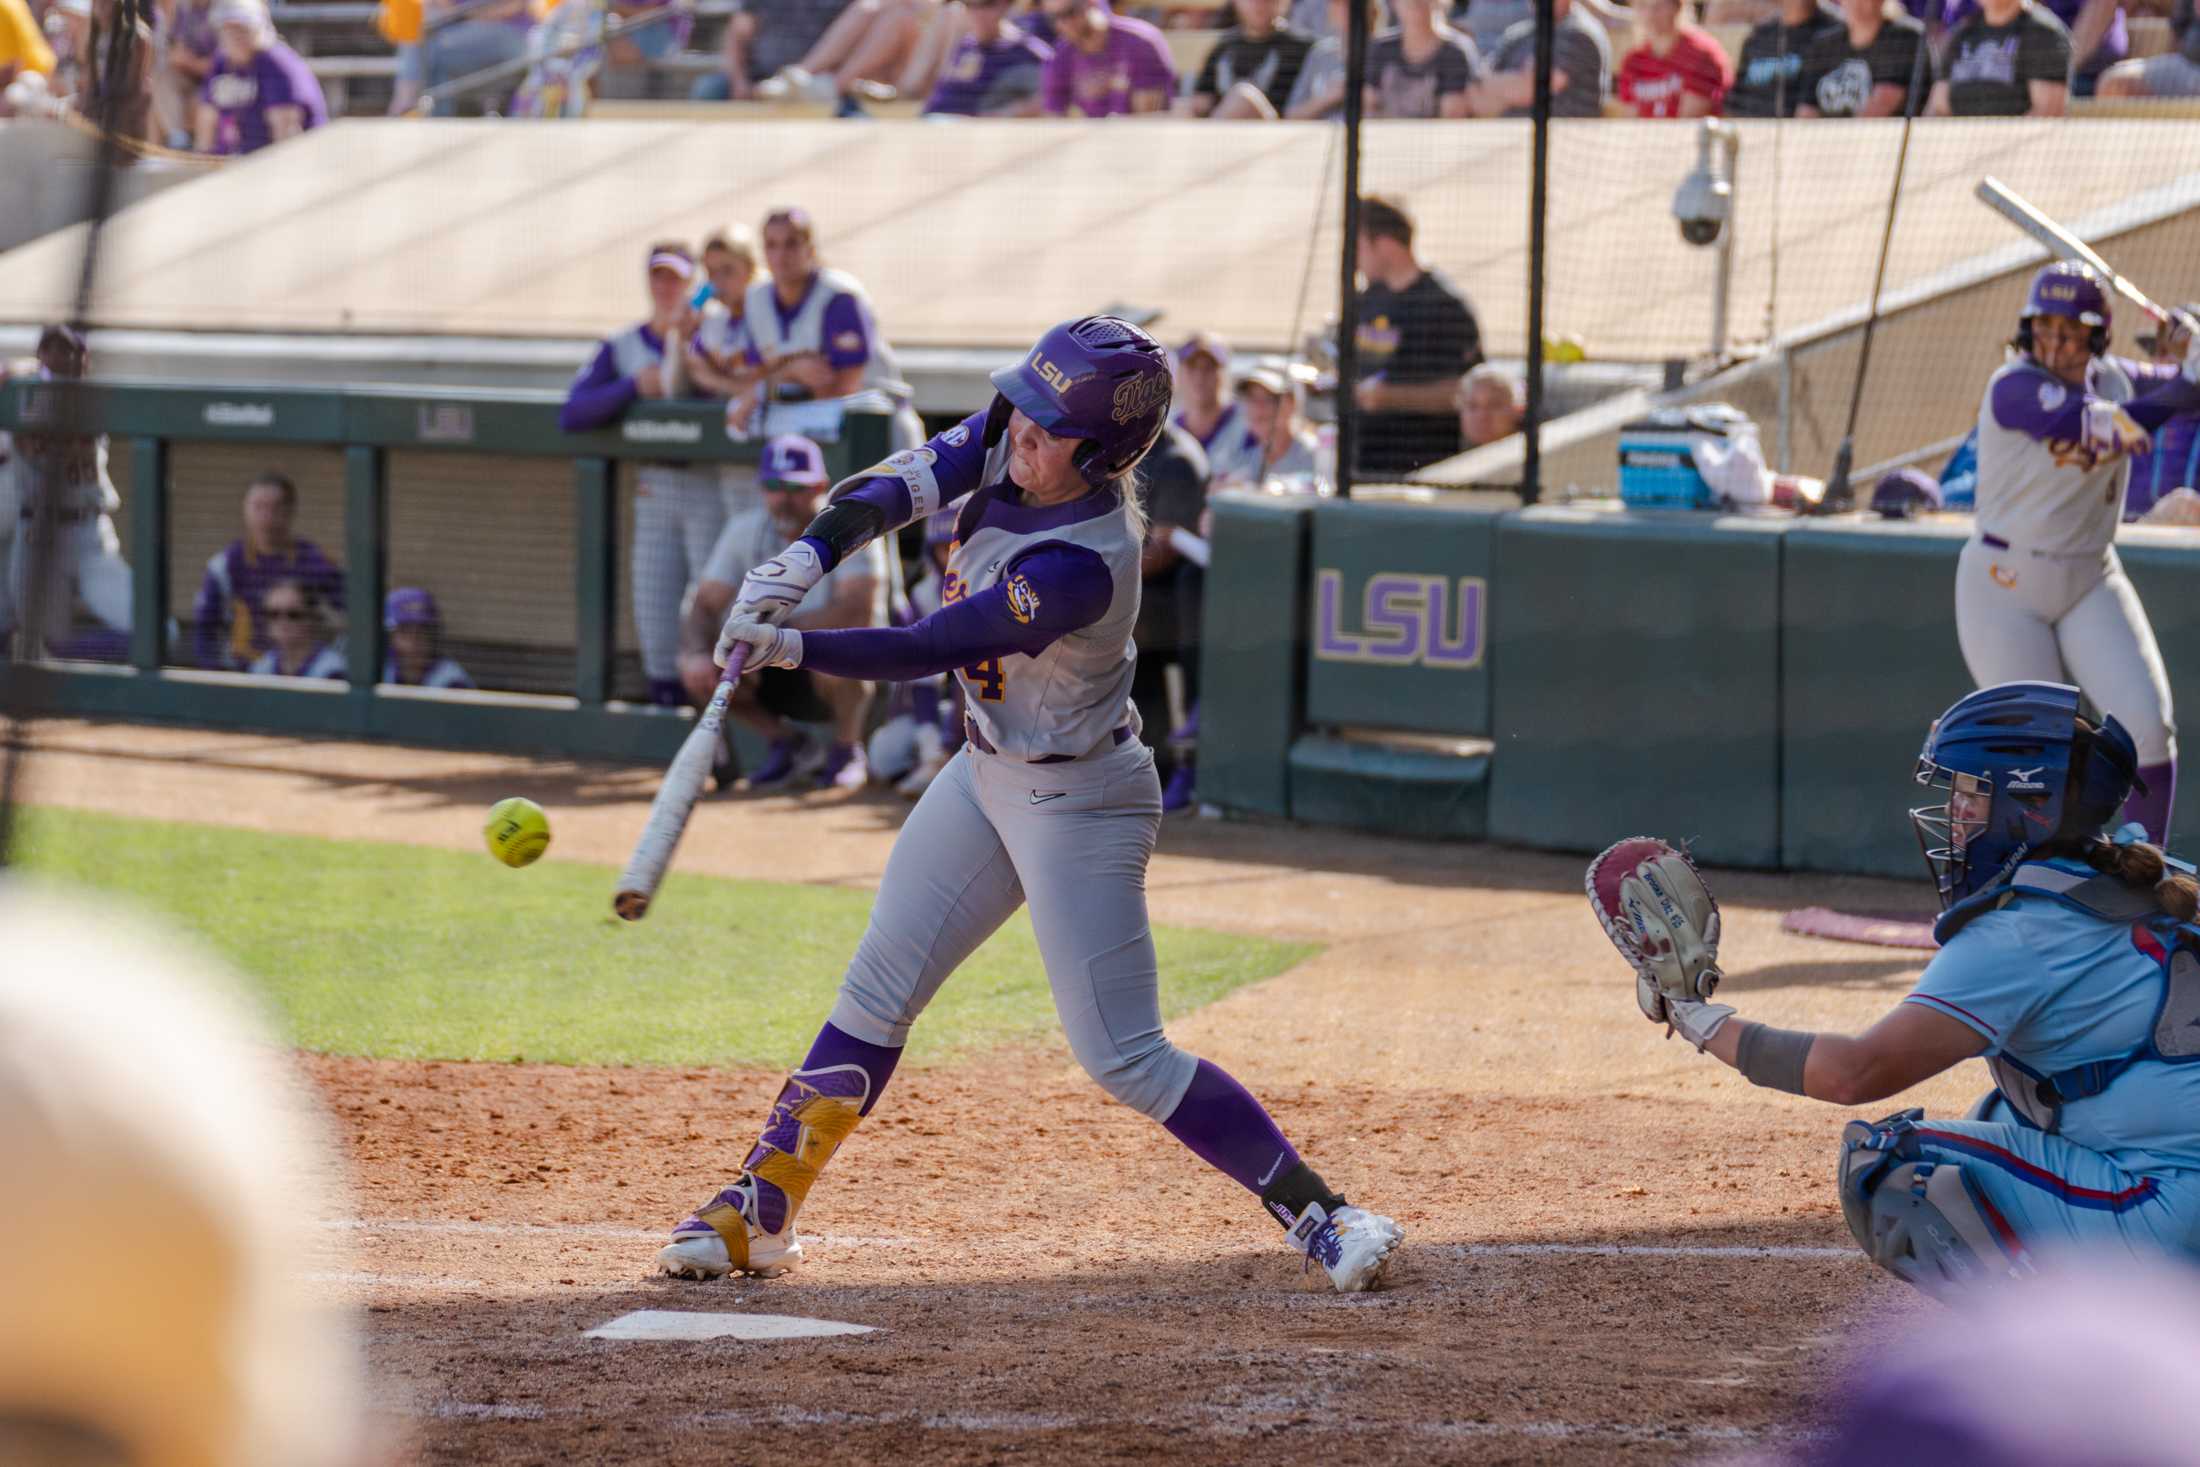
{"left": 631, "top": 464, "right": 731, "bottom": 684}
{"left": 828, "top": 736, "right": 1200, "bottom": 1121}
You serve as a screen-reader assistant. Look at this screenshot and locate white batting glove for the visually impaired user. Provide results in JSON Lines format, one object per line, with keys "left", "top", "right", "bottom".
{"left": 2177, "top": 310, "right": 2200, "bottom": 385}
{"left": 716, "top": 617, "right": 804, "bottom": 674}
{"left": 1665, "top": 997, "right": 1736, "bottom": 1052}
{"left": 2082, "top": 400, "right": 2152, "bottom": 461}
{"left": 728, "top": 540, "right": 824, "bottom": 621}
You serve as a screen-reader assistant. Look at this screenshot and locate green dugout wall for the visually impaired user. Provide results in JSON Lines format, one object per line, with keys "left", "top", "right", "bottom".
{"left": 0, "top": 379, "right": 890, "bottom": 761}
{"left": 1202, "top": 495, "right": 2200, "bottom": 876}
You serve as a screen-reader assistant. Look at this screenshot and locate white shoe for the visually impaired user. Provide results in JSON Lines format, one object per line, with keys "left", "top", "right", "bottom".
{"left": 1290, "top": 1203, "right": 1403, "bottom": 1293}
{"left": 655, "top": 1181, "right": 804, "bottom": 1280}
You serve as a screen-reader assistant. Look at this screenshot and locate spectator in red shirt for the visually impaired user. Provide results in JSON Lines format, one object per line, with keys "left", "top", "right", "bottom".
{"left": 1615, "top": 0, "right": 1732, "bottom": 114}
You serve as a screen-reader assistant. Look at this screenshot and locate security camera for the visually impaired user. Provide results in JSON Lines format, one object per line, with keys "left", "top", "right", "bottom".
{"left": 1672, "top": 168, "right": 1730, "bottom": 248}
{"left": 1672, "top": 119, "right": 1736, "bottom": 249}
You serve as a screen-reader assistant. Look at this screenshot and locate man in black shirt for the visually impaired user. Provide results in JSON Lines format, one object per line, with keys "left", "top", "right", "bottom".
{"left": 1929, "top": 0, "right": 2071, "bottom": 114}
{"left": 1796, "top": 0, "right": 1930, "bottom": 116}
{"left": 1131, "top": 422, "right": 1210, "bottom": 780}
{"left": 1352, "top": 195, "right": 1483, "bottom": 480}
{"left": 1727, "top": 0, "right": 1843, "bottom": 116}
{"left": 1185, "top": 0, "right": 1317, "bottom": 117}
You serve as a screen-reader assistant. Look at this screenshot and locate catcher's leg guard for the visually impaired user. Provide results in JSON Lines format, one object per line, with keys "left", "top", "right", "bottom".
{"left": 1837, "top": 1109, "right": 2029, "bottom": 1290}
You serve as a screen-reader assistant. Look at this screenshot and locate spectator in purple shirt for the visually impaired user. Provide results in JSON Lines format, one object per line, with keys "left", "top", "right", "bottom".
{"left": 193, "top": 0, "right": 324, "bottom": 155}
{"left": 923, "top": 0, "right": 1051, "bottom": 115}
{"left": 1040, "top": 0, "right": 1175, "bottom": 115}
{"left": 194, "top": 471, "right": 346, "bottom": 671}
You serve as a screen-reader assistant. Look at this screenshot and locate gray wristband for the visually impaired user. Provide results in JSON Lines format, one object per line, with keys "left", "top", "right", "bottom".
{"left": 1734, "top": 1021, "right": 1814, "bottom": 1095}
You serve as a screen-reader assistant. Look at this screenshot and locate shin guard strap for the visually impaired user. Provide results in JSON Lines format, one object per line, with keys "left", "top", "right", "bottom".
{"left": 1260, "top": 1161, "right": 1347, "bottom": 1233}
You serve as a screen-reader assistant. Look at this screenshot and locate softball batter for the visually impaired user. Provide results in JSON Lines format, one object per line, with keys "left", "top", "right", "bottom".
{"left": 654, "top": 316, "right": 1402, "bottom": 1292}
{"left": 1956, "top": 262, "right": 2200, "bottom": 840}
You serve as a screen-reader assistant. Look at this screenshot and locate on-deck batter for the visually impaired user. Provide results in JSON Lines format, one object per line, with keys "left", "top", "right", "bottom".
{"left": 652, "top": 315, "right": 1403, "bottom": 1293}
{"left": 1, "top": 326, "right": 132, "bottom": 659}
{"left": 1956, "top": 262, "right": 2200, "bottom": 840}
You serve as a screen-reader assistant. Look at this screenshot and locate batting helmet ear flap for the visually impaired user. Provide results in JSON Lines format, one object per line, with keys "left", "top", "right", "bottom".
{"left": 981, "top": 393, "right": 1014, "bottom": 451}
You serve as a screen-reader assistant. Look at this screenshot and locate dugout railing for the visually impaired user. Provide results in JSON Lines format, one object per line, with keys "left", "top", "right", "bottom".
{"left": 0, "top": 379, "right": 891, "bottom": 761}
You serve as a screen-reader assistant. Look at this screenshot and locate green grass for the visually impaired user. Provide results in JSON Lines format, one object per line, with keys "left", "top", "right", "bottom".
{"left": 13, "top": 807, "right": 1315, "bottom": 1069}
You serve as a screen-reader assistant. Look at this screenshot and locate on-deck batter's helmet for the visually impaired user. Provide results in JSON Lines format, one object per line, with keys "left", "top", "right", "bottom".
{"left": 2016, "top": 261, "right": 2112, "bottom": 357}
{"left": 988, "top": 315, "right": 1174, "bottom": 489}
{"left": 1911, "top": 680, "right": 2142, "bottom": 907}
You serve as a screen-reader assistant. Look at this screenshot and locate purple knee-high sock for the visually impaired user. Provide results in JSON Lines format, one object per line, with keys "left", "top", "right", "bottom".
{"left": 2125, "top": 760, "right": 2177, "bottom": 845}
{"left": 739, "top": 1022, "right": 902, "bottom": 1234}
{"left": 1161, "top": 1059, "right": 1299, "bottom": 1196}
{"left": 793, "top": 1021, "right": 901, "bottom": 1117}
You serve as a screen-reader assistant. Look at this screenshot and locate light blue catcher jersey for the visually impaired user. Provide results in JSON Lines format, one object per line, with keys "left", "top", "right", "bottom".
{"left": 1909, "top": 857, "right": 2200, "bottom": 1175}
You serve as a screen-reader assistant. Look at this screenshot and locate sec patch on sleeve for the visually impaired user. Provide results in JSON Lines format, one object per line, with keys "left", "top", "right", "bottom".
{"left": 1005, "top": 574, "right": 1042, "bottom": 625}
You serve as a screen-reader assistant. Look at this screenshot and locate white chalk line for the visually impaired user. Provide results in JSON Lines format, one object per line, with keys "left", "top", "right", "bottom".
{"left": 408, "top": 1400, "right": 1803, "bottom": 1444}
{"left": 320, "top": 1218, "right": 922, "bottom": 1249}
{"left": 324, "top": 1218, "right": 1848, "bottom": 1262}
{"left": 1456, "top": 1242, "right": 1855, "bottom": 1261}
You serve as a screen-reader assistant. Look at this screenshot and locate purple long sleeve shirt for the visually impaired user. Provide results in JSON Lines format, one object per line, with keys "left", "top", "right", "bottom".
{"left": 558, "top": 325, "right": 665, "bottom": 432}
{"left": 787, "top": 408, "right": 1116, "bottom": 681}
{"left": 192, "top": 536, "right": 347, "bottom": 670}
{"left": 1988, "top": 357, "right": 2196, "bottom": 441}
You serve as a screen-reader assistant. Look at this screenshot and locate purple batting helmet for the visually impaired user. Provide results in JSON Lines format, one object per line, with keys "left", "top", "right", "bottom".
{"left": 988, "top": 315, "right": 1174, "bottom": 489}
{"left": 2017, "top": 261, "right": 2111, "bottom": 356}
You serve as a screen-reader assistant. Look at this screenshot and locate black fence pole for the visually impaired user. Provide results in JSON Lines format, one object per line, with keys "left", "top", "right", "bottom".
{"left": 1522, "top": 0, "right": 1554, "bottom": 506}
{"left": 1335, "top": 0, "right": 1369, "bottom": 500}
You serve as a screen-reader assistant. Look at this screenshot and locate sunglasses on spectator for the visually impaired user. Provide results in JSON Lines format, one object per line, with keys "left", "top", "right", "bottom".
{"left": 265, "top": 607, "right": 311, "bottom": 621}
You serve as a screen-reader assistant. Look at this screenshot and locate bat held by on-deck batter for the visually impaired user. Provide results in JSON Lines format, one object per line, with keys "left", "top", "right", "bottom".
{"left": 1974, "top": 176, "right": 2169, "bottom": 326}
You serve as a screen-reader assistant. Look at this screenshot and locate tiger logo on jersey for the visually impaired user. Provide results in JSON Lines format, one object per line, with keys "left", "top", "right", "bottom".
{"left": 1004, "top": 574, "right": 1041, "bottom": 625}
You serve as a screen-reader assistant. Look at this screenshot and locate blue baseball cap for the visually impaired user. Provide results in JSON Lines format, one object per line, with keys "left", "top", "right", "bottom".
{"left": 760, "top": 434, "right": 828, "bottom": 488}
{"left": 383, "top": 587, "right": 439, "bottom": 629}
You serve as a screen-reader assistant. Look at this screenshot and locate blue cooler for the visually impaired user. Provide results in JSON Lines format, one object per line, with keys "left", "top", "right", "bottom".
{"left": 1618, "top": 405, "right": 1749, "bottom": 509}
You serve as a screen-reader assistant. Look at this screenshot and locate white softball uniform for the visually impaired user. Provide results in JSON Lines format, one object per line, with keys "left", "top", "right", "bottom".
{"left": 1958, "top": 356, "right": 2176, "bottom": 765}
{"left": 2, "top": 431, "right": 131, "bottom": 652}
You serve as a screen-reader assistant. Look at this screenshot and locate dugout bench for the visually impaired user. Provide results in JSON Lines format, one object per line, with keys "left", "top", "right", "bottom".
{"left": 0, "top": 379, "right": 890, "bottom": 762}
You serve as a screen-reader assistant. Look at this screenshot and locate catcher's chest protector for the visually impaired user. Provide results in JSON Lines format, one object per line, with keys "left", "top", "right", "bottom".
{"left": 1939, "top": 862, "right": 2200, "bottom": 1131}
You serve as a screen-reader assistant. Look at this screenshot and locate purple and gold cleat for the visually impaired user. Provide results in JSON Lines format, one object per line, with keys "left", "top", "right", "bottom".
{"left": 655, "top": 1176, "right": 803, "bottom": 1280}
{"left": 744, "top": 732, "right": 822, "bottom": 792}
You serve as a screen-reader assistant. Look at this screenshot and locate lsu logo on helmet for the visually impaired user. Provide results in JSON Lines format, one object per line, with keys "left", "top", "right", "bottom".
{"left": 1005, "top": 574, "right": 1041, "bottom": 625}
{"left": 1110, "top": 370, "right": 1170, "bottom": 425}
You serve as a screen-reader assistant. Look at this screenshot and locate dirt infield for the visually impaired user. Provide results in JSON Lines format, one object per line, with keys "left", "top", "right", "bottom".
{"left": 20, "top": 720, "right": 1979, "bottom": 1464}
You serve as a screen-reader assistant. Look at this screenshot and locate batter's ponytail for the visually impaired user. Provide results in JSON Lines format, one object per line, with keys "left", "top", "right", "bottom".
{"left": 2078, "top": 836, "right": 2200, "bottom": 922}
{"left": 1115, "top": 465, "right": 1150, "bottom": 542}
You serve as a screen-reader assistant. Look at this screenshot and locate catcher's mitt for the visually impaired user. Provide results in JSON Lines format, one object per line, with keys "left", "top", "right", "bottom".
{"left": 1585, "top": 836, "right": 1724, "bottom": 1026}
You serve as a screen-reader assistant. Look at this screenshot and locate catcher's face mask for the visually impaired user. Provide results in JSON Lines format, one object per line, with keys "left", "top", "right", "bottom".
{"left": 1911, "top": 765, "right": 1996, "bottom": 908}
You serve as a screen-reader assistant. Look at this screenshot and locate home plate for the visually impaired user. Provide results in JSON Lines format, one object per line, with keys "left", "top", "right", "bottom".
{"left": 586, "top": 1310, "right": 878, "bottom": 1342}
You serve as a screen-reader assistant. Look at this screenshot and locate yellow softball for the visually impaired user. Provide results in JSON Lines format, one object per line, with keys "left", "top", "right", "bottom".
{"left": 484, "top": 797, "right": 551, "bottom": 868}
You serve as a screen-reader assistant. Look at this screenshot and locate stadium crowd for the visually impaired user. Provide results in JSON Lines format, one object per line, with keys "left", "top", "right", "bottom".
{"left": 5, "top": 0, "right": 2193, "bottom": 141}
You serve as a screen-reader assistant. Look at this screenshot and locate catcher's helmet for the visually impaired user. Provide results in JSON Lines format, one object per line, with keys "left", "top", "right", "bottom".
{"left": 988, "top": 316, "right": 1174, "bottom": 489}
{"left": 1911, "top": 681, "right": 2142, "bottom": 907}
{"left": 2016, "top": 261, "right": 2112, "bottom": 357}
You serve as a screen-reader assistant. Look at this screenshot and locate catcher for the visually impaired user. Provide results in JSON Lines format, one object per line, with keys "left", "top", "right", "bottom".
{"left": 1589, "top": 680, "right": 2200, "bottom": 1290}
